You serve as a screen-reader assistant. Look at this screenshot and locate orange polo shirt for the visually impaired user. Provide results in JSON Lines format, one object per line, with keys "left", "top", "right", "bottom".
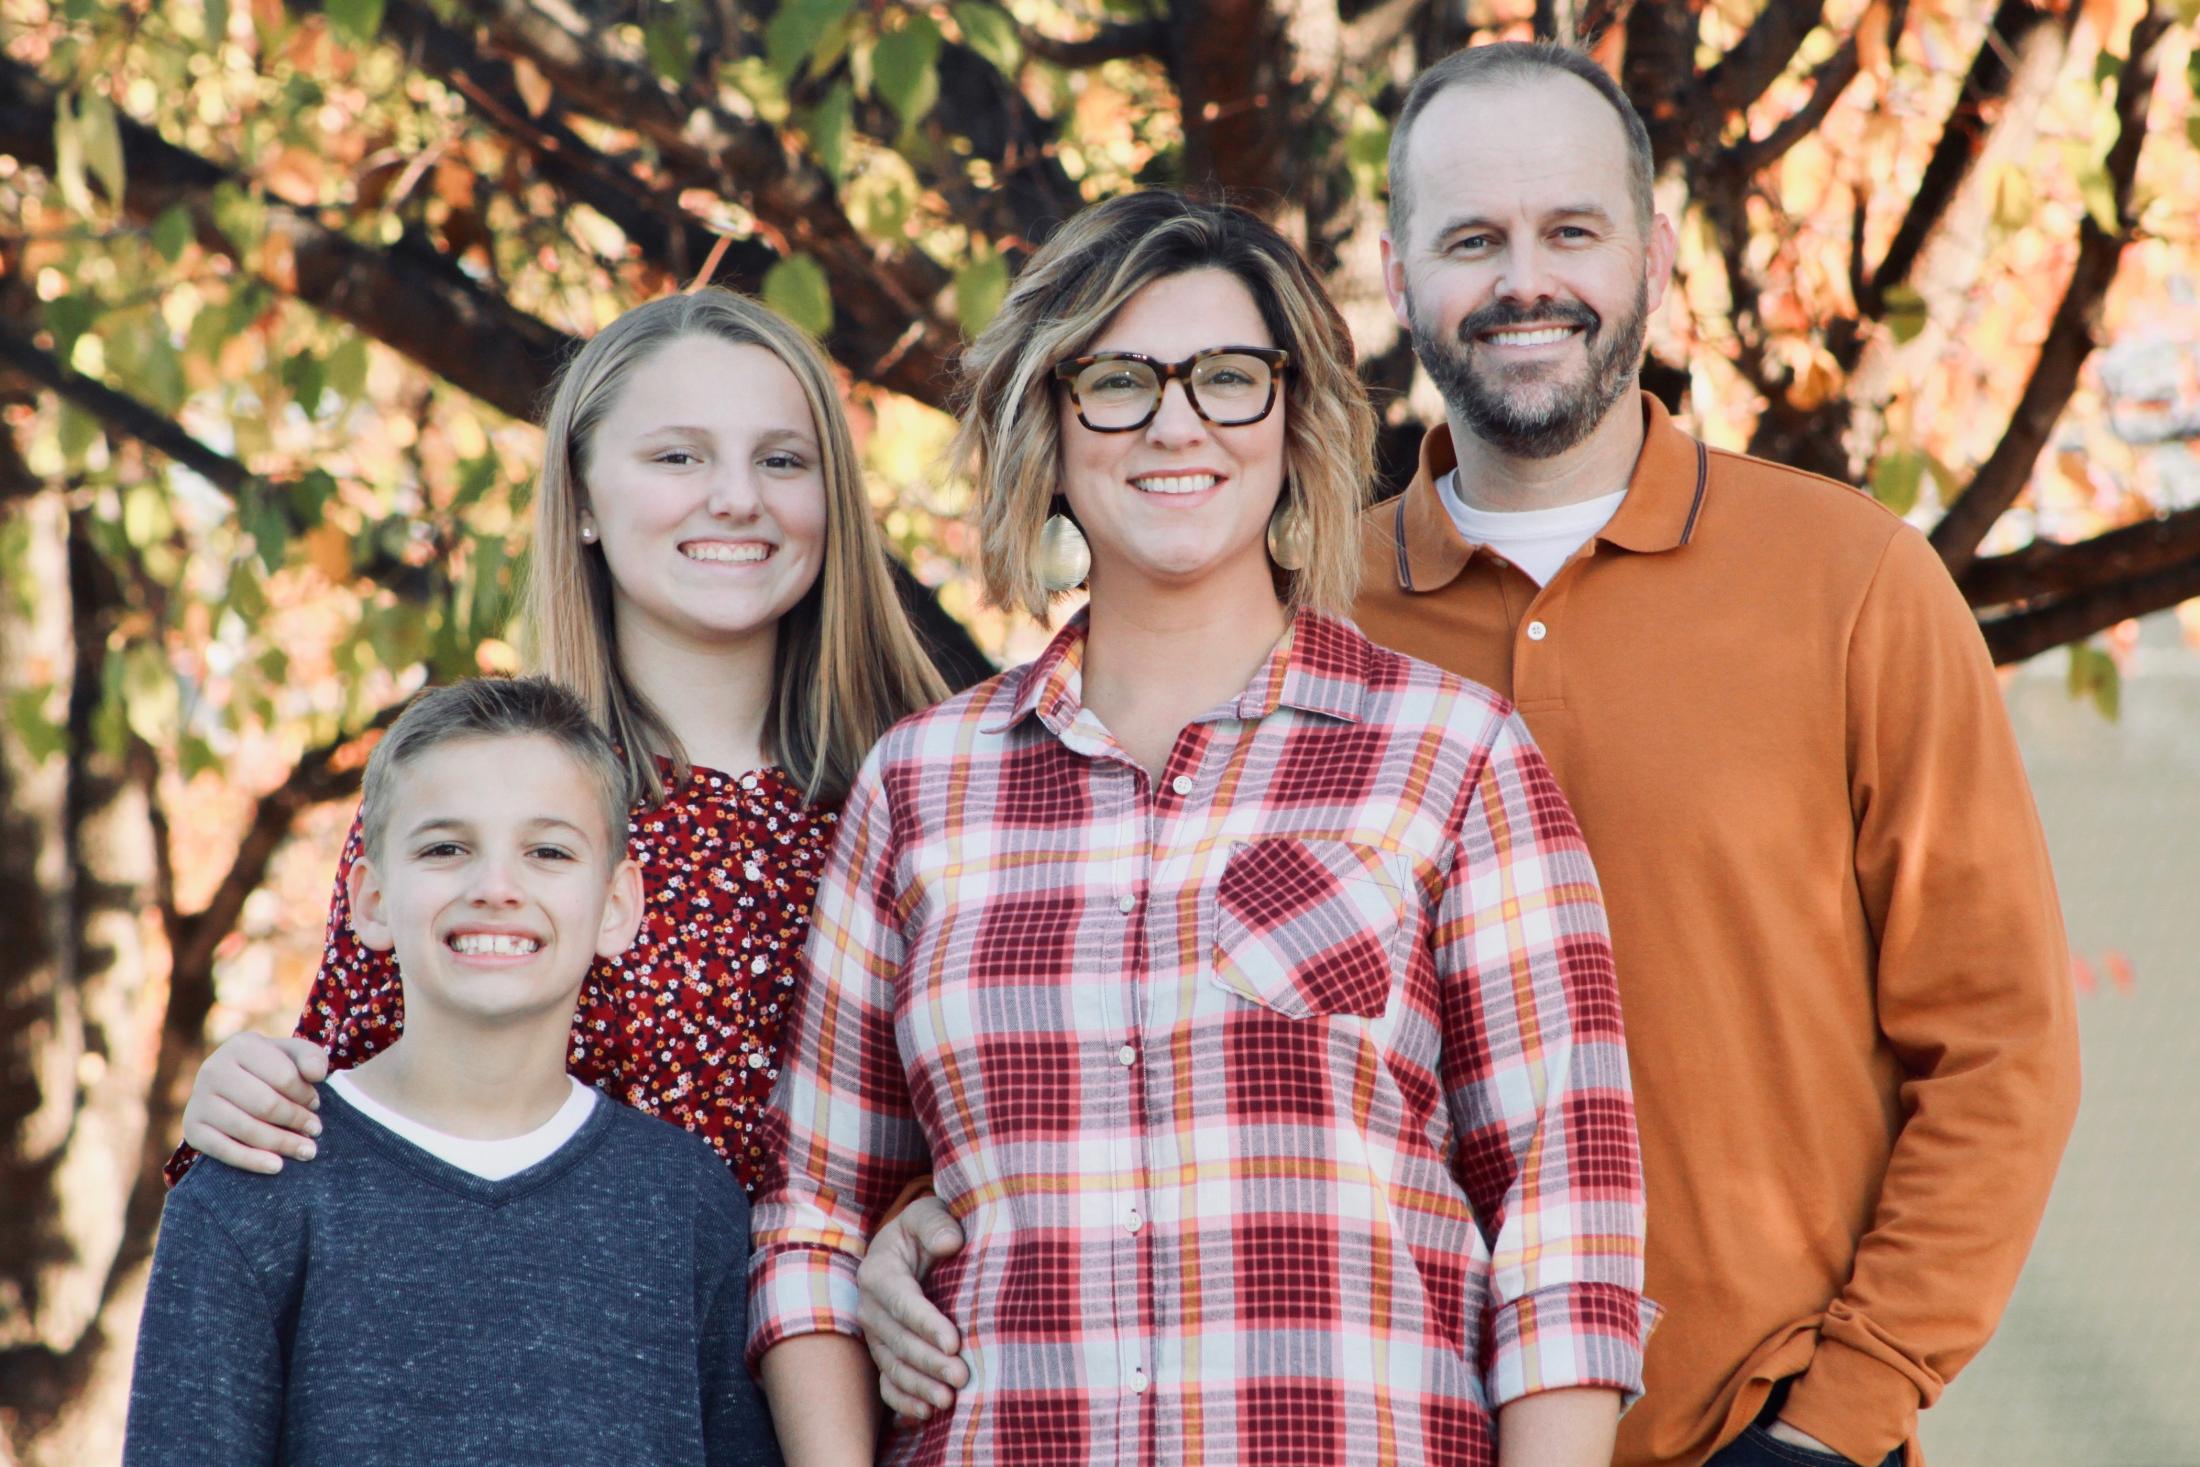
{"left": 1354, "top": 395, "right": 2078, "bottom": 1467}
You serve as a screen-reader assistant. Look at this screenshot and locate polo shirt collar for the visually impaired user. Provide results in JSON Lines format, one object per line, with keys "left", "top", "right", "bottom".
{"left": 984, "top": 606, "right": 1371, "bottom": 736}
{"left": 1391, "top": 391, "right": 1710, "bottom": 593}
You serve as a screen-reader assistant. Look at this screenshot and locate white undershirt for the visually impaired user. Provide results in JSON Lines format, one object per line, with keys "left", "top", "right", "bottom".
{"left": 1437, "top": 470, "right": 1629, "bottom": 586}
{"left": 329, "top": 1070, "right": 597, "bottom": 1180}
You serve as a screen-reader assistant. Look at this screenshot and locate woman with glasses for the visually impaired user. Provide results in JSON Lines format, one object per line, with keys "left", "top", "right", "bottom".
{"left": 748, "top": 192, "right": 1653, "bottom": 1467}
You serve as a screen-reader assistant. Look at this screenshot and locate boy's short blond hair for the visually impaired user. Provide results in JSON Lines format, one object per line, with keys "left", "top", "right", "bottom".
{"left": 358, "top": 677, "right": 627, "bottom": 867}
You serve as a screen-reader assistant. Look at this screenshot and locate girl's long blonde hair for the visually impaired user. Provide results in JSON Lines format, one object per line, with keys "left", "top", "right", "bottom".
{"left": 524, "top": 288, "right": 946, "bottom": 807}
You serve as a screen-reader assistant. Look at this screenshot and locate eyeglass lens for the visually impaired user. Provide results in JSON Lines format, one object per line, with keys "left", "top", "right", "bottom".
{"left": 1073, "top": 353, "right": 1275, "bottom": 428}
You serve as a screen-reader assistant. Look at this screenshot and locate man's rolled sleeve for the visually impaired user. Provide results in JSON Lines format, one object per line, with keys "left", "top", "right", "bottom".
{"left": 1436, "top": 710, "right": 1655, "bottom": 1410}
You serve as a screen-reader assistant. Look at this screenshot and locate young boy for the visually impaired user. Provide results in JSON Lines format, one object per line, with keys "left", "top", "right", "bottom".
{"left": 124, "top": 677, "right": 780, "bottom": 1467}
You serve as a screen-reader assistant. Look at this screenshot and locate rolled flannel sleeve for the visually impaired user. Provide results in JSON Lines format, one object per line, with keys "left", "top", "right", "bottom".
{"left": 746, "top": 750, "right": 930, "bottom": 1369}
{"left": 1434, "top": 709, "right": 1656, "bottom": 1411}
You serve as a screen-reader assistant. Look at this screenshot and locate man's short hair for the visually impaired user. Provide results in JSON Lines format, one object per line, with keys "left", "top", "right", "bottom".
{"left": 358, "top": 677, "right": 628, "bottom": 867}
{"left": 1387, "top": 41, "right": 1656, "bottom": 243}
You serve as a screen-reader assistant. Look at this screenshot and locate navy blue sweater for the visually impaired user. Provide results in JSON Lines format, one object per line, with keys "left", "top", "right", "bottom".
{"left": 124, "top": 1084, "right": 780, "bottom": 1466}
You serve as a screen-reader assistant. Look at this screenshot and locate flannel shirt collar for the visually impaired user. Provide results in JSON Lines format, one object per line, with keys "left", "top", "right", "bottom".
{"left": 984, "top": 606, "right": 1373, "bottom": 738}
{"left": 1391, "top": 391, "right": 1711, "bottom": 594}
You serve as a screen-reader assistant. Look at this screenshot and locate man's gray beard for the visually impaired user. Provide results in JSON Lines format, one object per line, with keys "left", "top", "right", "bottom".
{"left": 1410, "top": 281, "right": 1648, "bottom": 460}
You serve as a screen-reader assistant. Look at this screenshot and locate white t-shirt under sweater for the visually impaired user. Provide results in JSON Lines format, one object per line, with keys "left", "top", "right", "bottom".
{"left": 327, "top": 1070, "right": 597, "bottom": 1180}
{"left": 1436, "top": 469, "right": 1629, "bottom": 586}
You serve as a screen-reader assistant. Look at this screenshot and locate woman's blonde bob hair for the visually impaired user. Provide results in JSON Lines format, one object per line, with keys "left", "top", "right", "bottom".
{"left": 955, "top": 191, "right": 1376, "bottom": 621}
{"left": 525, "top": 287, "right": 946, "bottom": 807}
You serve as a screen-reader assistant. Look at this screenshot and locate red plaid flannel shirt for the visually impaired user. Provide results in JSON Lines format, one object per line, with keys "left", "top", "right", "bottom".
{"left": 749, "top": 610, "right": 1653, "bottom": 1466}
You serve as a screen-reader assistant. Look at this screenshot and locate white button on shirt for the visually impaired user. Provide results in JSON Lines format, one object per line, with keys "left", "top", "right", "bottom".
{"left": 1116, "top": 893, "right": 1137, "bottom": 914}
{"left": 1130, "top": 1369, "right": 1150, "bottom": 1395}
{"left": 1170, "top": 774, "right": 1194, "bottom": 795}
{"left": 1117, "top": 1044, "right": 1137, "bottom": 1067}
{"left": 1527, "top": 620, "right": 1549, "bottom": 642}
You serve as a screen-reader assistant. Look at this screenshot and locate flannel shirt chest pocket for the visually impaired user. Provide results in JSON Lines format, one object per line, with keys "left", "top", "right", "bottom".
{"left": 1209, "top": 838, "right": 1414, "bottom": 1020}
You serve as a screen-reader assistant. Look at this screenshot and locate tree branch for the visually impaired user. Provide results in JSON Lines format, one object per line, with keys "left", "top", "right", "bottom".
{"left": 1959, "top": 504, "right": 2200, "bottom": 610}
{"left": 1980, "top": 549, "right": 2200, "bottom": 664}
{"left": 0, "top": 318, "right": 255, "bottom": 494}
{"left": 1647, "top": 1, "right": 1824, "bottom": 163}
{"left": 1721, "top": 0, "right": 1911, "bottom": 180}
{"left": 0, "top": 55, "right": 571, "bottom": 424}
{"left": 1928, "top": 0, "right": 2176, "bottom": 577}
{"left": 449, "top": 0, "right": 960, "bottom": 404}
{"left": 1859, "top": 0, "right": 2072, "bottom": 320}
{"left": 375, "top": 0, "right": 775, "bottom": 289}
{"left": 1022, "top": 19, "right": 1168, "bottom": 68}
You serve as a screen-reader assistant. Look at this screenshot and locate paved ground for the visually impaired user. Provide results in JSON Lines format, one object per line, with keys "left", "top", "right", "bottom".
{"left": 1920, "top": 612, "right": 2200, "bottom": 1467}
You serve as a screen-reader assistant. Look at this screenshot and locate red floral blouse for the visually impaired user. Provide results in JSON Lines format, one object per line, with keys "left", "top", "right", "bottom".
{"left": 167, "top": 761, "right": 835, "bottom": 1195}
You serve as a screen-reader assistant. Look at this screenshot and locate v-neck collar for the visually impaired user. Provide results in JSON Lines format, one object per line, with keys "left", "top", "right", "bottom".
{"left": 317, "top": 1079, "right": 618, "bottom": 1209}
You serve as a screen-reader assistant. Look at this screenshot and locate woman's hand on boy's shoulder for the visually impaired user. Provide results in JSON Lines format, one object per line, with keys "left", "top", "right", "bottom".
{"left": 182, "top": 1033, "right": 330, "bottom": 1174}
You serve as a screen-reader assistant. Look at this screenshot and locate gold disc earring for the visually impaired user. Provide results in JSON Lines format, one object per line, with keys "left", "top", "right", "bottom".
{"left": 1038, "top": 512, "right": 1092, "bottom": 593}
{"left": 1266, "top": 486, "right": 1311, "bottom": 573}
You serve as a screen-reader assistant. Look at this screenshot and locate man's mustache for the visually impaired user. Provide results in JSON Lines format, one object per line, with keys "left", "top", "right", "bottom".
{"left": 1454, "top": 299, "right": 1601, "bottom": 343}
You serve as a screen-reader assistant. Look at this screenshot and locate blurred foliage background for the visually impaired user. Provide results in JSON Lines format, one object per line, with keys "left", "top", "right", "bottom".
{"left": 1, "top": 0, "right": 2197, "bottom": 1460}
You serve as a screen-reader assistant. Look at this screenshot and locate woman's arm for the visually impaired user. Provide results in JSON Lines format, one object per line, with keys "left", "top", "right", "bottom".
{"left": 1434, "top": 711, "right": 1655, "bottom": 1417}
{"left": 758, "top": 1334, "right": 879, "bottom": 1467}
{"left": 1495, "top": 1387, "right": 1621, "bottom": 1467}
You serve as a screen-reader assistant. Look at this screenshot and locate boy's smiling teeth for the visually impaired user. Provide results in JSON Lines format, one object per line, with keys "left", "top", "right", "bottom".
{"left": 1133, "top": 473, "right": 1220, "bottom": 495}
{"left": 449, "top": 932, "right": 541, "bottom": 956}
{"left": 681, "top": 541, "right": 770, "bottom": 563}
{"left": 1484, "top": 326, "right": 1578, "bottom": 347}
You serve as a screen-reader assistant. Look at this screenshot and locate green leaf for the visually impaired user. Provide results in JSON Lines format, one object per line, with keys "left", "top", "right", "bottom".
{"left": 2066, "top": 643, "right": 2121, "bottom": 721}
{"left": 1870, "top": 450, "right": 1924, "bottom": 515}
{"left": 2076, "top": 160, "right": 2121, "bottom": 234}
{"left": 805, "top": 82, "right": 854, "bottom": 184}
{"left": 1922, "top": 453, "right": 1962, "bottom": 509}
{"left": 284, "top": 351, "right": 327, "bottom": 418}
{"left": 326, "top": 0, "right": 385, "bottom": 45}
{"left": 763, "top": 253, "right": 833, "bottom": 337}
{"left": 123, "top": 484, "right": 174, "bottom": 548}
{"left": 203, "top": 0, "right": 231, "bottom": 48}
{"left": 120, "top": 642, "right": 181, "bottom": 748}
{"left": 951, "top": 3, "right": 1021, "bottom": 76}
{"left": 644, "top": 16, "right": 692, "bottom": 84}
{"left": 289, "top": 469, "right": 338, "bottom": 525}
{"left": 875, "top": 15, "right": 943, "bottom": 128}
{"left": 57, "top": 400, "right": 103, "bottom": 464}
{"left": 766, "top": 0, "right": 858, "bottom": 83}
{"left": 134, "top": 332, "right": 187, "bottom": 414}
{"left": 209, "top": 180, "right": 265, "bottom": 256}
{"left": 53, "top": 93, "right": 91, "bottom": 216}
{"left": 180, "top": 732, "right": 222, "bottom": 781}
{"left": 1345, "top": 106, "right": 1392, "bottom": 202}
{"left": 152, "top": 203, "right": 194, "bottom": 263}
{"left": 327, "top": 333, "right": 370, "bottom": 400}
{"left": 453, "top": 452, "right": 499, "bottom": 511}
{"left": 1880, "top": 282, "right": 1928, "bottom": 344}
{"left": 243, "top": 487, "right": 290, "bottom": 572}
{"left": 43, "top": 294, "right": 100, "bottom": 364}
{"left": 955, "top": 254, "right": 1009, "bottom": 338}
{"left": 5, "top": 687, "right": 68, "bottom": 767}
{"left": 76, "top": 90, "right": 126, "bottom": 210}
